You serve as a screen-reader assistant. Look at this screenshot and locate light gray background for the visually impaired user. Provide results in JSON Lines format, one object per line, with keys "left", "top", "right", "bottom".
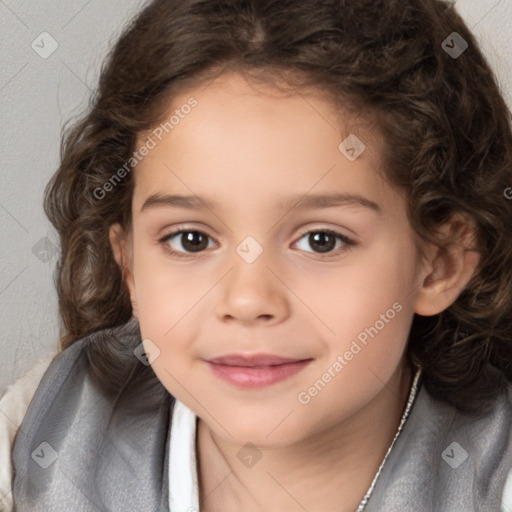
{"left": 0, "top": 0, "right": 511, "bottom": 394}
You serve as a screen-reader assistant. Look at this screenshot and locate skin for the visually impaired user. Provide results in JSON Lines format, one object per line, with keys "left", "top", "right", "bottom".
{"left": 109, "top": 71, "right": 480, "bottom": 512}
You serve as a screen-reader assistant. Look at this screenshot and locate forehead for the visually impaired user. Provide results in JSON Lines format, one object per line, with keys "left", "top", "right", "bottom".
{"left": 132, "top": 71, "right": 400, "bottom": 216}
{"left": 158, "top": 71, "right": 366, "bottom": 141}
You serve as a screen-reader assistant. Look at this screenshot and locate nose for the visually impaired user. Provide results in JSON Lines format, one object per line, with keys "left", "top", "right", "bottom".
{"left": 214, "top": 250, "right": 290, "bottom": 326}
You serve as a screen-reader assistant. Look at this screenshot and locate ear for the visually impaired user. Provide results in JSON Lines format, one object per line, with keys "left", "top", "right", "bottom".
{"left": 109, "top": 223, "right": 138, "bottom": 318}
{"left": 413, "top": 212, "right": 481, "bottom": 316}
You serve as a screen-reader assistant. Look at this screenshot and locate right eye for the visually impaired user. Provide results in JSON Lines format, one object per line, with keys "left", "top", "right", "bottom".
{"left": 158, "top": 229, "right": 217, "bottom": 258}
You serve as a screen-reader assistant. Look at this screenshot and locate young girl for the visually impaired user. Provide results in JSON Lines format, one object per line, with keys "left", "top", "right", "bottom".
{"left": 2, "top": 0, "right": 512, "bottom": 510}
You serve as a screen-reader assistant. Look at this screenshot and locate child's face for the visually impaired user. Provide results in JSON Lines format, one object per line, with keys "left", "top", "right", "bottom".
{"left": 114, "top": 72, "right": 431, "bottom": 446}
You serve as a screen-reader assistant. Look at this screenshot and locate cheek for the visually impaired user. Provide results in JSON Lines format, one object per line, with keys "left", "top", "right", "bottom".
{"left": 132, "top": 240, "right": 198, "bottom": 329}
{"left": 139, "top": 300, "right": 200, "bottom": 401}
{"left": 304, "top": 236, "right": 418, "bottom": 344}
{"left": 131, "top": 247, "right": 200, "bottom": 378}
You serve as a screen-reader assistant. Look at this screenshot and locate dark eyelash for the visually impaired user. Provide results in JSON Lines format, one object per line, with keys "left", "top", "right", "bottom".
{"left": 295, "top": 229, "right": 356, "bottom": 259}
{"left": 158, "top": 228, "right": 356, "bottom": 259}
{"left": 158, "top": 229, "right": 213, "bottom": 259}
{"left": 305, "top": 229, "right": 356, "bottom": 247}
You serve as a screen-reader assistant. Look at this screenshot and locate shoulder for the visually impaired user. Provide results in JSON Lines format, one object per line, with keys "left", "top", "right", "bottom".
{"left": 9, "top": 319, "right": 173, "bottom": 512}
{"left": 1, "top": 336, "right": 95, "bottom": 512}
{"left": 0, "top": 352, "right": 59, "bottom": 512}
{"left": 439, "top": 379, "right": 512, "bottom": 511}
{"left": 370, "top": 374, "right": 512, "bottom": 510}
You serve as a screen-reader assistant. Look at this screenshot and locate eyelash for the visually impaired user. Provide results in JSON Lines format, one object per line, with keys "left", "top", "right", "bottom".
{"left": 157, "top": 226, "right": 356, "bottom": 260}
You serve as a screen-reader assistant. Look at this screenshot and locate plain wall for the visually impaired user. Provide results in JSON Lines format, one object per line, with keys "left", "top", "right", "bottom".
{"left": 0, "top": 0, "right": 511, "bottom": 394}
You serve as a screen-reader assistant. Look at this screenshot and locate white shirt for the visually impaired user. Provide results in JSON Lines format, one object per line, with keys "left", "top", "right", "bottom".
{"left": 168, "top": 398, "right": 200, "bottom": 512}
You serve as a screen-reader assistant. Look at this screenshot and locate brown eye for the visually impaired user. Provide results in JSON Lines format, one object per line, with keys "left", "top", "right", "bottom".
{"left": 307, "top": 232, "right": 337, "bottom": 253}
{"left": 159, "top": 229, "right": 215, "bottom": 256}
{"left": 293, "top": 229, "right": 355, "bottom": 257}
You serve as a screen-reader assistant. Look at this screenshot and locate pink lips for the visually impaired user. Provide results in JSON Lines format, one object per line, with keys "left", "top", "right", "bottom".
{"left": 205, "top": 354, "right": 312, "bottom": 389}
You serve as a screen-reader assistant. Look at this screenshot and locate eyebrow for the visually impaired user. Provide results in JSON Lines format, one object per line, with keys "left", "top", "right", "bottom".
{"left": 140, "top": 192, "right": 382, "bottom": 215}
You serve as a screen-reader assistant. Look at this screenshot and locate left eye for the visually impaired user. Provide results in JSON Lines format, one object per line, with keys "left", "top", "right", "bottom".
{"left": 293, "top": 229, "right": 355, "bottom": 256}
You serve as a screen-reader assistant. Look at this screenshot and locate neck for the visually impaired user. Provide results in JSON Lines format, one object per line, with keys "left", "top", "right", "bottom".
{"left": 197, "top": 358, "right": 414, "bottom": 512}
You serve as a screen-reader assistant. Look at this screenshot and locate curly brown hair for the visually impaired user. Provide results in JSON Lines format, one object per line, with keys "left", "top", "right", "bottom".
{"left": 43, "top": 0, "right": 512, "bottom": 416}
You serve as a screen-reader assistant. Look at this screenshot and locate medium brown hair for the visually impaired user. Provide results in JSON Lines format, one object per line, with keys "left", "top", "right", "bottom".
{"left": 44, "top": 0, "right": 512, "bottom": 415}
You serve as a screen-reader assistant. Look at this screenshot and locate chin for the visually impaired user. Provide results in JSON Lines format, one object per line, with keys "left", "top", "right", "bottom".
{"left": 210, "top": 417, "right": 307, "bottom": 449}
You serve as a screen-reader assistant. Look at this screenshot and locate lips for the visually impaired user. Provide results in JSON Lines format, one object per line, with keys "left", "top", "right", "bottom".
{"left": 205, "top": 353, "right": 313, "bottom": 388}
{"left": 207, "top": 354, "right": 307, "bottom": 367}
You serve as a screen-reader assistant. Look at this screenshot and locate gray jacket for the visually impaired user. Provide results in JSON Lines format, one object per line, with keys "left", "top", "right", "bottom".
{"left": 11, "top": 317, "right": 512, "bottom": 511}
